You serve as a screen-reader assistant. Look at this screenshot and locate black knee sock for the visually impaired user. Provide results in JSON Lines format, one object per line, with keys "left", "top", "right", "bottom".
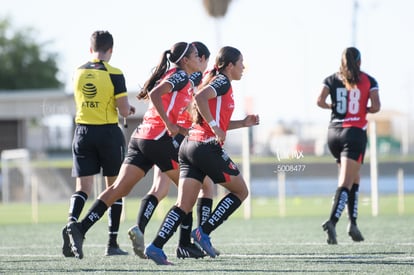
{"left": 179, "top": 212, "right": 193, "bottom": 246}
{"left": 137, "top": 194, "right": 159, "bottom": 233}
{"left": 202, "top": 193, "right": 241, "bottom": 235}
{"left": 80, "top": 199, "right": 108, "bottom": 235}
{"left": 347, "top": 183, "right": 359, "bottom": 225}
{"left": 329, "top": 187, "right": 349, "bottom": 225}
{"left": 153, "top": 206, "right": 186, "bottom": 249}
{"left": 68, "top": 191, "right": 88, "bottom": 222}
{"left": 108, "top": 198, "right": 123, "bottom": 246}
{"left": 197, "top": 198, "right": 213, "bottom": 226}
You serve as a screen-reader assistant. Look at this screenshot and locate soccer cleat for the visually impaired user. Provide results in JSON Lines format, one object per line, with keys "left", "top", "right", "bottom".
{"left": 145, "top": 243, "right": 173, "bottom": 265}
{"left": 176, "top": 243, "right": 206, "bottom": 259}
{"left": 105, "top": 244, "right": 129, "bottom": 256}
{"left": 213, "top": 246, "right": 221, "bottom": 257}
{"left": 67, "top": 222, "right": 85, "bottom": 259}
{"left": 194, "top": 242, "right": 221, "bottom": 257}
{"left": 191, "top": 227, "right": 216, "bottom": 258}
{"left": 348, "top": 223, "right": 364, "bottom": 242}
{"left": 322, "top": 220, "right": 337, "bottom": 245}
{"left": 62, "top": 225, "right": 75, "bottom": 257}
{"left": 127, "top": 225, "right": 146, "bottom": 259}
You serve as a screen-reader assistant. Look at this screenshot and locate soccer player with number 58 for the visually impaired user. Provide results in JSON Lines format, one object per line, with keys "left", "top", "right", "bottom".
{"left": 317, "top": 47, "right": 381, "bottom": 244}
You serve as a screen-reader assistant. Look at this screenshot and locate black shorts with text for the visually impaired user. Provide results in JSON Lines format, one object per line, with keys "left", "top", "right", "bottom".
{"left": 72, "top": 124, "right": 125, "bottom": 177}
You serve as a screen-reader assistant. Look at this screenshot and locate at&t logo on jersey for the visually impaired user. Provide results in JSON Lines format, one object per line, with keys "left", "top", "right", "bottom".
{"left": 81, "top": 83, "right": 99, "bottom": 108}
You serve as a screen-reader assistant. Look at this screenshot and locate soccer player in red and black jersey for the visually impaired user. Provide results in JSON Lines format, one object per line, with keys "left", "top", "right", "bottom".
{"left": 317, "top": 47, "right": 381, "bottom": 244}
{"left": 144, "top": 46, "right": 260, "bottom": 265}
{"left": 66, "top": 42, "right": 201, "bottom": 259}
{"left": 128, "top": 42, "right": 220, "bottom": 260}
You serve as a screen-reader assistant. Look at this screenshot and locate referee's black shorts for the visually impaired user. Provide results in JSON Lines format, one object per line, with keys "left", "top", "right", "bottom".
{"left": 327, "top": 126, "right": 367, "bottom": 164}
{"left": 72, "top": 124, "right": 125, "bottom": 177}
{"left": 178, "top": 137, "right": 240, "bottom": 184}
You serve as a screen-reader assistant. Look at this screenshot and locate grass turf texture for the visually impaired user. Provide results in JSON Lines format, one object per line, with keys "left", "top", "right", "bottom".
{"left": 0, "top": 196, "right": 413, "bottom": 274}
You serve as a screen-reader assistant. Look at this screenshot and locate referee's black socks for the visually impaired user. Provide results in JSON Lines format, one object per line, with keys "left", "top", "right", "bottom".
{"left": 68, "top": 191, "right": 88, "bottom": 222}
{"left": 108, "top": 198, "right": 123, "bottom": 246}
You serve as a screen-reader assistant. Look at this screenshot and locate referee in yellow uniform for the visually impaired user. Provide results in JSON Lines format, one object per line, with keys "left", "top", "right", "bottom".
{"left": 62, "top": 30, "right": 135, "bottom": 257}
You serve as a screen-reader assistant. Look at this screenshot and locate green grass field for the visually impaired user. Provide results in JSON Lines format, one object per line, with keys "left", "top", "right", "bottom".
{"left": 1, "top": 196, "right": 413, "bottom": 274}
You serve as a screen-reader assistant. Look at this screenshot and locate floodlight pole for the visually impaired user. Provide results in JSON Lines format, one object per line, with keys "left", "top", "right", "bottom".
{"left": 369, "top": 121, "right": 379, "bottom": 216}
{"left": 351, "top": 0, "right": 359, "bottom": 46}
{"left": 242, "top": 126, "right": 251, "bottom": 219}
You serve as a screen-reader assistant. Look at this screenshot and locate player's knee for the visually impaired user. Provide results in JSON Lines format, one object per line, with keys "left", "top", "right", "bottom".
{"left": 232, "top": 181, "right": 249, "bottom": 201}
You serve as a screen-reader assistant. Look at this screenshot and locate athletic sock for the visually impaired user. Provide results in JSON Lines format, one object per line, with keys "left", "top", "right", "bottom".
{"left": 329, "top": 187, "right": 349, "bottom": 225}
{"left": 202, "top": 193, "right": 241, "bottom": 235}
{"left": 179, "top": 211, "right": 193, "bottom": 246}
{"left": 80, "top": 199, "right": 108, "bottom": 235}
{"left": 153, "top": 206, "right": 186, "bottom": 249}
{"left": 108, "top": 198, "right": 123, "bottom": 246}
{"left": 68, "top": 191, "right": 88, "bottom": 222}
{"left": 347, "top": 183, "right": 359, "bottom": 225}
{"left": 197, "top": 198, "right": 213, "bottom": 226}
{"left": 137, "top": 194, "right": 158, "bottom": 233}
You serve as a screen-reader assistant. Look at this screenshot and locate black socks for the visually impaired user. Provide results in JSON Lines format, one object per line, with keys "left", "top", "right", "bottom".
{"left": 137, "top": 194, "right": 159, "bottom": 233}
{"left": 153, "top": 206, "right": 186, "bottom": 249}
{"left": 329, "top": 187, "right": 349, "bottom": 225}
{"left": 202, "top": 193, "right": 241, "bottom": 235}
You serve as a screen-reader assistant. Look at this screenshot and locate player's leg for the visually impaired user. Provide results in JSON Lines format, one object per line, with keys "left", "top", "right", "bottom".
{"left": 197, "top": 177, "right": 214, "bottom": 226}
{"left": 195, "top": 177, "right": 222, "bottom": 255}
{"left": 128, "top": 166, "right": 170, "bottom": 258}
{"left": 67, "top": 163, "right": 145, "bottom": 259}
{"left": 343, "top": 127, "right": 366, "bottom": 242}
{"left": 145, "top": 177, "right": 202, "bottom": 265}
{"left": 62, "top": 176, "right": 93, "bottom": 257}
{"left": 63, "top": 124, "right": 99, "bottom": 257}
{"left": 323, "top": 156, "right": 360, "bottom": 244}
{"left": 101, "top": 125, "right": 129, "bottom": 255}
{"left": 105, "top": 175, "right": 128, "bottom": 256}
{"left": 347, "top": 176, "right": 364, "bottom": 241}
{"left": 192, "top": 173, "right": 246, "bottom": 258}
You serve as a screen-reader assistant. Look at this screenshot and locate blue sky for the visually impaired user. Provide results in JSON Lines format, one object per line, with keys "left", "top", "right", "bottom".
{"left": 2, "top": 0, "right": 413, "bottom": 135}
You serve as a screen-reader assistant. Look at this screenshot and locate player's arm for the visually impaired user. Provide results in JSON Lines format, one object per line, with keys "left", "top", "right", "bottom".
{"left": 367, "top": 89, "right": 380, "bottom": 113}
{"left": 116, "top": 95, "right": 135, "bottom": 117}
{"left": 228, "top": 114, "right": 260, "bottom": 130}
{"left": 316, "top": 86, "right": 332, "bottom": 109}
{"left": 194, "top": 86, "right": 225, "bottom": 143}
{"left": 148, "top": 81, "right": 179, "bottom": 136}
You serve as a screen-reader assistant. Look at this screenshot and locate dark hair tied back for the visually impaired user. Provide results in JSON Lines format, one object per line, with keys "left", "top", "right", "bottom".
{"left": 138, "top": 42, "right": 191, "bottom": 100}
{"left": 339, "top": 47, "right": 361, "bottom": 88}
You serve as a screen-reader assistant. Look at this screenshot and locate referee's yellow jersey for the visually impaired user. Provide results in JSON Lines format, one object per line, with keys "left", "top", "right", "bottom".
{"left": 74, "top": 59, "right": 127, "bottom": 125}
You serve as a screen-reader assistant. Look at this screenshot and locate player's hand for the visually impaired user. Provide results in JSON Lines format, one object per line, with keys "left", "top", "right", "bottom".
{"left": 212, "top": 126, "right": 226, "bottom": 144}
{"left": 243, "top": 114, "right": 260, "bottom": 127}
{"left": 178, "top": 126, "right": 189, "bottom": 136}
{"left": 166, "top": 122, "right": 180, "bottom": 137}
{"left": 129, "top": 105, "right": 136, "bottom": 115}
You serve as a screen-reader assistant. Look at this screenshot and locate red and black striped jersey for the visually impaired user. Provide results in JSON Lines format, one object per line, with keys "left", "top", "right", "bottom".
{"left": 323, "top": 72, "right": 379, "bottom": 129}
